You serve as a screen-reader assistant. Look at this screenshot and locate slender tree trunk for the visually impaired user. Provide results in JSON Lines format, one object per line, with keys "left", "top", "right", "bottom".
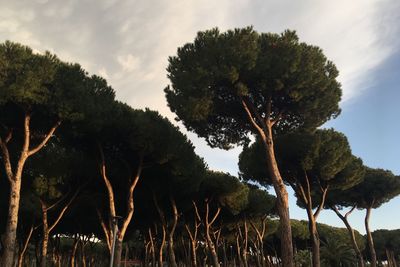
{"left": 17, "top": 224, "right": 34, "bottom": 267}
{"left": 261, "top": 129, "right": 293, "bottom": 267}
{"left": 250, "top": 217, "right": 267, "bottom": 267}
{"left": 0, "top": 115, "right": 59, "bottom": 267}
{"left": 236, "top": 234, "right": 243, "bottom": 267}
{"left": 149, "top": 228, "right": 156, "bottom": 267}
{"left": 365, "top": 206, "right": 377, "bottom": 267}
{"left": 307, "top": 214, "right": 320, "bottom": 267}
{"left": 41, "top": 207, "right": 49, "bottom": 267}
{"left": 241, "top": 98, "right": 294, "bottom": 267}
{"left": 113, "top": 239, "right": 123, "bottom": 267}
{"left": 168, "top": 197, "right": 179, "bottom": 267}
{"left": 204, "top": 204, "right": 220, "bottom": 267}
{"left": 331, "top": 205, "right": 364, "bottom": 267}
{"left": 159, "top": 225, "right": 166, "bottom": 267}
{"left": 70, "top": 237, "right": 79, "bottom": 267}
{"left": 2, "top": 177, "right": 23, "bottom": 267}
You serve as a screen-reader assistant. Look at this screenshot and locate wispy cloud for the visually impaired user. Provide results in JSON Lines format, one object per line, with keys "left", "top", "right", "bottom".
{"left": 0, "top": 0, "right": 399, "bottom": 174}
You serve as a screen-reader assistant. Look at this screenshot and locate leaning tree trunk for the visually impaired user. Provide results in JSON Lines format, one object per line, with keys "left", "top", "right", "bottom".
{"left": 365, "top": 206, "right": 377, "bottom": 267}
{"left": 331, "top": 205, "right": 365, "bottom": 267}
{"left": 241, "top": 98, "right": 294, "bottom": 267}
{"left": 262, "top": 137, "right": 293, "bottom": 267}
{"left": 17, "top": 225, "right": 34, "bottom": 267}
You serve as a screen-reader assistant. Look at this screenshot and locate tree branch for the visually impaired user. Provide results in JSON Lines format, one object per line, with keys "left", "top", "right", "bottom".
{"left": 209, "top": 206, "right": 221, "bottom": 226}
{"left": 240, "top": 96, "right": 264, "bottom": 135}
{"left": 96, "top": 208, "right": 111, "bottom": 251}
{"left": 28, "top": 121, "right": 61, "bottom": 156}
{"left": 345, "top": 205, "right": 357, "bottom": 219}
{"left": 48, "top": 186, "right": 81, "bottom": 233}
{"left": 97, "top": 143, "right": 117, "bottom": 218}
{"left": 0, "top": 139, "right": 14, "bottom": 182}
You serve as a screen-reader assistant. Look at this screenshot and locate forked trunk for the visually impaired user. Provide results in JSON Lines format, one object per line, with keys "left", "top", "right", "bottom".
{"left": 331, "top": 206, "right": 364, "bottom": 267}
{"left": 0, "top": 115, "right": 59, "bottom": 267}
{"left": 365, "top": 206, "right": 377, "bottom": 267}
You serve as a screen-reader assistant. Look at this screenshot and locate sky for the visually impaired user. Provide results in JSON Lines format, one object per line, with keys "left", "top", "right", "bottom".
{"left": 1, "top": 0, "right": 399, "bottom": 234}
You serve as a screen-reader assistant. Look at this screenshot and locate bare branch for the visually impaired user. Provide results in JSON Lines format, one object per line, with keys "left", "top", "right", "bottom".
{"left": 28, "top": 121, "right": 61, "bottom": 156}
{"left": 209, "top": 207, "right": 221, "bottom": 226}
{"left": 345, "top": 205, "right": 357, "bottom": 219}
{"left": 0, "top": 139, "right": 13, "bottom": 182}
{"left": 96, "top": 208, "right": 111, "bottom": 251}
{"left": 240, "top": 97, "right": 264, "bottom": 135}
{"left": 49, "top": 186, "right": 81, "bottom": 233}
{"left": 314, "top": 185, "right": 329, "bottom": 219}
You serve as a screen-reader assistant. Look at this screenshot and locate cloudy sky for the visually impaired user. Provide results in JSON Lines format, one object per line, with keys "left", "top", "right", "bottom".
{"left": 1, "top": 0, "right": 399, "bottom": 233}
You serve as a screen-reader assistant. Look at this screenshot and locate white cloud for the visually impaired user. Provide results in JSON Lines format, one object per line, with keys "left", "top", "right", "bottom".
{"left": 0, "top": 0, "right": 399, "bottom": 176}
{"left": 117, "top": 54, "right": 140, "bottom": 72}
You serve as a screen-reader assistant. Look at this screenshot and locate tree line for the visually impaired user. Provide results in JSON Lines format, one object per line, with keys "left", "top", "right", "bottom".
{"left": 1, "top": 27, "right": 399, "bottom": 267}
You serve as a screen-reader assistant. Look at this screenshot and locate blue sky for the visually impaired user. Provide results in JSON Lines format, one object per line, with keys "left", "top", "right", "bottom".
{"left": 1, "top": 0, "right": 399, "bottom": 234}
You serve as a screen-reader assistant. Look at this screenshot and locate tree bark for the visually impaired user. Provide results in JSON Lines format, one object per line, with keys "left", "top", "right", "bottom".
{"left": 158, "top": 225, "right": 166, "bottom": 267}
{"left": 241, "top": 97, "right": 294, "bottom": 267}
{"left": 167, "top": 197, "right": 179, "bottom": 267}
{"left": 365, "top": 206, "right": 377, "bottom": 267}
{"left": 250, "top": 216, "right": 267, "bottom": 267}
{"left": 41, "top": 206, "right": 49, "bottom": 267}
{"left": 0, "top": 115, "right": 60, "bottom": 267}
{"left": 113, "top": 239, "right": 123, "bottom": 267}
{"left": 17, "top": 224, "right": 34, "bottom": 267}
{"left": 331, "top": 205, "right": 364, "bottom": 267}
{"left": 70, "top": 237, "right": 79, "bottom": 267}
{"left": 148, "top": 228, "right": 156, "bottom": 267}
{"left": 204, "top": 202, "right": 220, "bottom": 267}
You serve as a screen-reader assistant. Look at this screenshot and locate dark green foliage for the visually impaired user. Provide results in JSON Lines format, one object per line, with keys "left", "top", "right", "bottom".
{"left": 239, "top": 129, "right": 364, "bottom": 196}
{"left": 165, "top": 28, "right": 341, "bottom": 149}
{"left": 244, "top": 185, "right": 276, "bottom": 217}
{"left": 372, "top": 229, "right": 400, "bottom": 262}
{"left": 328, "top": 168, "right": 400, "bottom": 209}
{"left": 200, "top": 171, "right": 249, "bottom": 215}
{"left": 320, "top": 238, "right": 356, "bottom": 267}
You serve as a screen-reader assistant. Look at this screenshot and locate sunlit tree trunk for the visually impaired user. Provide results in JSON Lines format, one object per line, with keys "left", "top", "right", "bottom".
{"left": 365, "top": 205, "right": 377, "bottom": 267}
{"left": 331, "top": 205, "right": 365, "bottom": 267}
{"left": 241, "top": 98, "right": 294, "bottom": 267}
{"left": 0, "top": 115, "right": 60, "bottom": 266}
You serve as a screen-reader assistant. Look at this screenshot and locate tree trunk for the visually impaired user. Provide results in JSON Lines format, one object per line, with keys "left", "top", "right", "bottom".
{"left": 149, "top": 228, "right": 156, "bottom": 267}
{"left": 159, "top": 226, "right": 166, "bottom": 267}
{"left": 168, "top": 197, "right": 178, "bottom": 267}
{"left": 1, "top": 178, "right": 22, "bottom": 267}
{"left": 331, "top": 206, "right": 364, "bottom": 267}
{"left": 113, "top": 239, "right": 123, "bottom": 267}
{"left": 70, "top": 237, "right": 79, "bottom": 267}
{"left": 261, "top": 127, "right": 293, "bottom": 267}
{"left": 241, "top": 99, "right": 293, "bottom": 267}
{"left": 204, "top": 204, "right": 220, "bottom": 267}
{"left": 17, "top": 224, "right": 34, "bottom": 267}
{"left": 41, "top": 206, "right": 49, "bottom": 267}
{"left": 365, "top": 206, "right": 377, "bottom": 267}
{"left": 0, "top": 115, "right": 60, "bottom": 267}
{"left": 307, "top": 215, "right": 320, "bottom": 267}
